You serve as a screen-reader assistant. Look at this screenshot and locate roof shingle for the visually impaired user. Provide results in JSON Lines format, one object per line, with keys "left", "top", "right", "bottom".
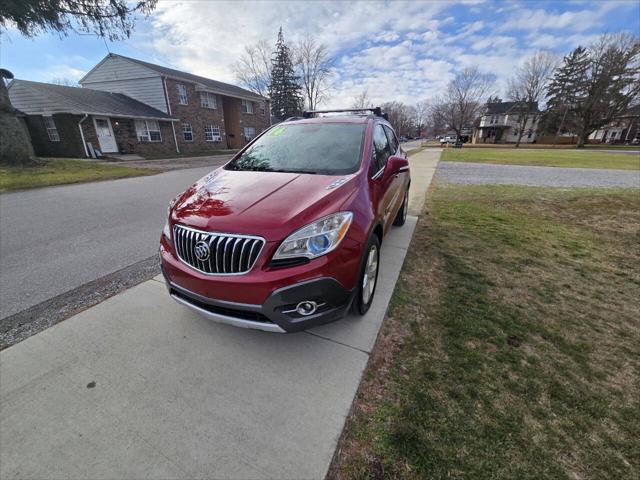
{"left": 8, "top": 80, "right": 176, "bottom": 120}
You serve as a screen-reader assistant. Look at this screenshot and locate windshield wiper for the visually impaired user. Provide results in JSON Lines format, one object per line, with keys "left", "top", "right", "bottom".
{"left": 269, "top": 169, "right": 318, "bottom": 174}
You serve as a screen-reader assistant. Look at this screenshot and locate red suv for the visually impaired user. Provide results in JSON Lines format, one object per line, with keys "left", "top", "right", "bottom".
{"left": 160, "top": 108, "right": 410, "bottom": 333}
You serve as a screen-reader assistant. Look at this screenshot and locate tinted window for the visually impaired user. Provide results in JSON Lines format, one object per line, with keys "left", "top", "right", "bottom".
{"left": 226, "top": 123, "right": 366, "bottom": 175}
{"left": 383, "top": 125, "right": 399, "bottom": 153}
{"left": 372, "top": 124, "right": 392, "bottom": 174}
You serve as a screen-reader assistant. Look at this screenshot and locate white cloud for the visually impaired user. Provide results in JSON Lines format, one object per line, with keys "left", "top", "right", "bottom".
{"left": 43, "top": 65, "right": 86, "bottom": 82}
{"left": 497, "top": 2, "right": 618, "bottom": 33}
{"left": 118, "top": 0, "right": 631, "bottom": 108}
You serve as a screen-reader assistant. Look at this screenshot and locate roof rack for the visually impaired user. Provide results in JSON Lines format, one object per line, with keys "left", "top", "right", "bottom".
{"left": 302, "top": 107, "right": 388, "bottom": 120}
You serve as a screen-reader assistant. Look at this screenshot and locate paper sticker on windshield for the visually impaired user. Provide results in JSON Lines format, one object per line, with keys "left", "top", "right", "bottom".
{"left": 267, "top": 126, "right": 287, "bottom": 136}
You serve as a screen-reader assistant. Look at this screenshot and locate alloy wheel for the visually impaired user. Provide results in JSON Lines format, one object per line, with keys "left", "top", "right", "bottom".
{"left": 361, "top": 245, "right": 379, "bottom": 305}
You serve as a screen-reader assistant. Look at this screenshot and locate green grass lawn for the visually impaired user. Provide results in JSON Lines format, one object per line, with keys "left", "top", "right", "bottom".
{"left": 442, "top": 148, "right": 640, "bottom": 170}
{"left": 0, "top": 158, "right": 156, "bottom": 192}
{"left": 331, "top": 185, "right": 640, "bottom": 480}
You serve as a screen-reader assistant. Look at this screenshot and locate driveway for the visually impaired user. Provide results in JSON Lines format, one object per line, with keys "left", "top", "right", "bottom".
{"left": 0, "top": 150, "right": 439, "bottom": 479}
{"left": 436, "top": 161, "right": 640, "bottom": 188}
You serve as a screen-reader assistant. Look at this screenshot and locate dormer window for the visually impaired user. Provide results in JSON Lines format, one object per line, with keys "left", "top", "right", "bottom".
{"left": 176, "top": 83, "right": 188, "bottom": 105}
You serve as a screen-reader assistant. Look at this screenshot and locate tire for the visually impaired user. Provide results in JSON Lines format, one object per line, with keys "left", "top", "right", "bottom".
{"left": 352, "top": 235, "right": 380, "bottom": 315}
{"left": 393, "top": 188, "right": 409, "bottom": 226}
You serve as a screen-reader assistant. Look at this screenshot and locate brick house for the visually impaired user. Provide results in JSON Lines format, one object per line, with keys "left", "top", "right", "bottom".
{"left": 8, "top": 79, "right": 179, "bottom": 158}
{"left": 79, "top": 53, "right": 270, "bottom": 153}
{"left": 472, "top": 101, "right": 540, "bottom": 144}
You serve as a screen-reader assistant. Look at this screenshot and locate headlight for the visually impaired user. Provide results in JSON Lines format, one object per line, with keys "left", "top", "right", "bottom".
{"left": 162, "top": 220, "right": 171, "bottom": 243}
{"left": 163, "top": 198, "right": 177, "bottom": 243}
{"left": 273, "top": 212, "right": 353, "bottom": 260}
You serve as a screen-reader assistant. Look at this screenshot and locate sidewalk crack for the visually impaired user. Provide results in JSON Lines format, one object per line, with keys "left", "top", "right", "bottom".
{"left": 303, "top": 331, "right": 370, "bottom": 355}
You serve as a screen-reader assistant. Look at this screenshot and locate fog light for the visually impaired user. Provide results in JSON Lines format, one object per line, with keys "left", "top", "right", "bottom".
{"left": 296, "top": 301, "right": 318, "bottom": 316}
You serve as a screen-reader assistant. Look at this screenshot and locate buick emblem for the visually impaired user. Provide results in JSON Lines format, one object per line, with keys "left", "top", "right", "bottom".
{"left": 194, "top": 240, "right": 210, "bottom": 261}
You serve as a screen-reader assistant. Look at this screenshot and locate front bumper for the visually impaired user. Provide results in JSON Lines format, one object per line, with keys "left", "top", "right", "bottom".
{"left": 163, "top": 268, "right": 354, "bottom": 333}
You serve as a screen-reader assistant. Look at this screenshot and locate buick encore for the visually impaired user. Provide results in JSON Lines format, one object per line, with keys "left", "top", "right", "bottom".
{"left": 160, "top": 108, "right": 410, "bottom": 332}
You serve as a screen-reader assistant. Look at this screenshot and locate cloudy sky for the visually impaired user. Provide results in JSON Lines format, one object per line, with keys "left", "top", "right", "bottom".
{"left": 1, "top": 0, "right": 637, "bottom": 107}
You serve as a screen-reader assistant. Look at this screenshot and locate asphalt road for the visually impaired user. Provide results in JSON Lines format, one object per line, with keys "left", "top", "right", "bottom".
{"left": 0, "top": 165, "right": 223, "bottom": 319}
{"left": 436, "top": 161, "right": 640, "bottom": 188}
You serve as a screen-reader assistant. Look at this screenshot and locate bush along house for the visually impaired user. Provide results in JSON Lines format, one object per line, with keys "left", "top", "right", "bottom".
{"left": 8, "top": 53, "right": 270, "bottom": 158}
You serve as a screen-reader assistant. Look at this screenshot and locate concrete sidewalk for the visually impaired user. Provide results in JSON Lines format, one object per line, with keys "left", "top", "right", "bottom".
{"left": 0, "top": 151, "right": 440, "bottom": 480}
{"left": 408, "top": 148, "right": 441, "bottom": 215}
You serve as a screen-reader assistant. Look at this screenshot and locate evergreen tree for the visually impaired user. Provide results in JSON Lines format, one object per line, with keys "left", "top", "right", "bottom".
{"left": 540, "top": 47, "right": 588, "bottom": 139}
{"left": 268, "top": 27, "right": 303, "bottom": 120}
{"left": 541, "top": 34, "right": 640, "bottom": 146}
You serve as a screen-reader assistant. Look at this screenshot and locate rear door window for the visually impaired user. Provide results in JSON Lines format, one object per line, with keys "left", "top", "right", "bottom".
{"left": 372, "top": 124, "right": 392, "bottom": 175}
{"left": 383, "top": 125, "right": 399, "bottom": 154}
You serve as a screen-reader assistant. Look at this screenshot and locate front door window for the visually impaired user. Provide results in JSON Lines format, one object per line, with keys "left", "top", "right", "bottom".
{"left": 95, "top": 119, "right": 111, "bottom": 137}
{"left": 93, "top": 117, "right": 118, "bottom": 153}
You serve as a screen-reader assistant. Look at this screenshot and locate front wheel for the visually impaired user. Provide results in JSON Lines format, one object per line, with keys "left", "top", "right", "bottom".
{"left": 352, "top": 236, "right": 380, "bottom": 315}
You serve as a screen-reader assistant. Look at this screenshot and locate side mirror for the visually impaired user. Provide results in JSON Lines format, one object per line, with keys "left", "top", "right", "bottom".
{"left": 387, "top": 155, "right": 409, "bottom": 175}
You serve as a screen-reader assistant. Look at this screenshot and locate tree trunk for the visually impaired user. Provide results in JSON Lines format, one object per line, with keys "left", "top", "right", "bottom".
{"left": 576, "top": 127, "right": 588, "bottom": 148}
{"left": 514, "top": 113, "right": 529, "bottom": 148}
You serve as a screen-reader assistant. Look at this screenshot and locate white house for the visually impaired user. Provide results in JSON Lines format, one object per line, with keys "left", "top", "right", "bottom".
{"left": 473, "top": 101, "right": 540, "bottom": 144}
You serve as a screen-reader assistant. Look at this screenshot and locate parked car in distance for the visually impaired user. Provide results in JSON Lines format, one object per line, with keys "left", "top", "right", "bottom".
{"left": 160, "top": 108, "right": 411, "bottom": 333}
{"left": 440, "top": 135, "right": 458, "bottom": 144}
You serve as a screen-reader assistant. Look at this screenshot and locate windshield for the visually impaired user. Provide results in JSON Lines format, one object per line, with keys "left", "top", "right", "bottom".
{"left": 225, "top": 123, "right": 366, "bottom": 175}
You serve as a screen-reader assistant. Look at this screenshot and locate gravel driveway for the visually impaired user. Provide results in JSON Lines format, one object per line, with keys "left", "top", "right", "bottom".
{"left": 436, "top": 161, "right": 640, "bottom": 188}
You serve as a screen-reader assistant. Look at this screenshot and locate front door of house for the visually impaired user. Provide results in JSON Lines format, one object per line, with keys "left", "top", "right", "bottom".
{"left": 93, "top": 117, "right": 118, "bottom": 153}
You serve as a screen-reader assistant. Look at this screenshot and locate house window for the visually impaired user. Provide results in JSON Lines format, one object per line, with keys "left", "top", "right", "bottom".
{"left": 182, "top": 123, "right": 193, "bottom": 141}
{"left": 43, "top": 116, "right": 60, "bottom": 142}
{"left": 241, "top": 99, "right": 254, "bottom": 114}
{"left": 243, "top": 126, "right": 256, "bottom": 140}
{"left": 527, "top": 129, "right": 533, "bottom": 139}
{"left": 200, "top": 92, "right": 217, "bottom": 109}
{"left": 259, "top": 102, "right": 266, "bottom": 115}
{"left": 176, "top": 83, "right": 188, "bottom": 105}
{"left": 204, "top": 124, "right": 221, "bottom": 142}
{"left": 135, "top": 120, "right": 162, "bottom": 142}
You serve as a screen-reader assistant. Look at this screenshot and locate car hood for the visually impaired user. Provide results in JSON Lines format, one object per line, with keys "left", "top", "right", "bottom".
{"left": 171, "top": 168, "right": 358, "bottom": 241}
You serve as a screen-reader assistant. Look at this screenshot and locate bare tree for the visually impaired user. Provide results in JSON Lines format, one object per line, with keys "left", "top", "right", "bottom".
{"left": 430, "top": 67, "right": 495, "bottom": 138}
{"left": 413, "top": 99, "right": 430, "bottom": 137}
{"left": 381, "top": 101, "right": 414, "bottom": 136}
{"left": 233, "top": 40, "right": 272, "bottom": 97}
{"left": 507, "top": 51, "right": 558, "bottom": 147}
{"left": 351, "top": 89, "right": 372, "bottom": 109}
{"left": 294, "top": 35, "right": 334, "bottom": 110}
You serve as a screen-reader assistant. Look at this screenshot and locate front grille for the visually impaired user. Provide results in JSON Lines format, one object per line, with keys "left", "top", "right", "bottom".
{"left": 173, "top": 225, "right": 264, "bottom": 275}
